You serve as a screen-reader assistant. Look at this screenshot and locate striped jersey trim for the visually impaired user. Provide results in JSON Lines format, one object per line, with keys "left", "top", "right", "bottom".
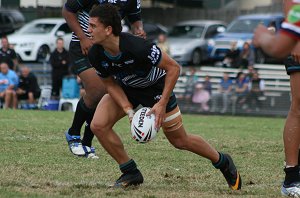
{"left": 72, "top": 11, "right": 90, "bottom": 41}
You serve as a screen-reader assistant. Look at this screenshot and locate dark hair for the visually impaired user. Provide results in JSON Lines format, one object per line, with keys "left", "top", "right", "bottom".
{"left": 89, "top": 4, "right": 122, "bottom": 36}
{"left": 56, "top": 37, "right": 64, "bottom": 42}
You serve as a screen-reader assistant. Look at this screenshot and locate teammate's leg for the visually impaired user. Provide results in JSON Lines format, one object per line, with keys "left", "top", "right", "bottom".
{"left": 91, "top": 94, "right": 143, "bottom": 187}
{"left": 281, "top": 72, "right": 300, "bottom": 197}
{"left": 65, "top": 41, "right": 106, "bottom": 156}
{"left": 162, "top": 106, "right": 242, "bottom": 190}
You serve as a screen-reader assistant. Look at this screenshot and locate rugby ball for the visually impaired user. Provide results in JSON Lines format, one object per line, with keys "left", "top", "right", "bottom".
{"left": 131, "top": 107, "right": 158, "bottom": 143}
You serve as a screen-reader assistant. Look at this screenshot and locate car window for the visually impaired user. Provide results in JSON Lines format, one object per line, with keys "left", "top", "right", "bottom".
{"left": 20, "top": 23, "right": 56, "bottom": 34}
{"left": 169, "top": 25, "right": 204, "bottom": 38}
{"left": 57, "top": 23, "right": 71, "bottom": 34}
{"left": 205, "top": 25, "right": 226, "bottom": 39}
{"left": 227, "top": 19, "right": 264, "bottom": 33}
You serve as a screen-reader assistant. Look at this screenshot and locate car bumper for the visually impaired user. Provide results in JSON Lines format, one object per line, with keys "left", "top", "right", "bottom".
{"left": 13, "top": 46, "right": 37, "bottom": 61}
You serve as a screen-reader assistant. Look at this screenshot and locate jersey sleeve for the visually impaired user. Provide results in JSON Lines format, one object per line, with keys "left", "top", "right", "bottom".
{"left": 126, "top": 0, "right": 142, "bottom": 23}
{"left": 140, "top": 41, "right": 162, "bottom": 67}
{"left": 88, "top": 45, "right": 110, "bottom": 78}
{"left": 281, "top": 2, "right": 300, "bottom": 40}
{"left": 64, "top": 0, "right": 93, "bottom": 13}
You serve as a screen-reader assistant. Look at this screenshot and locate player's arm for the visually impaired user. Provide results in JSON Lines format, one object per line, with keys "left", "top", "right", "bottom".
{"left": 149, "top": 51, "right": 181, "bottom": 128}
{"left": 101, "top": 76, "right": 134, "bottom": 121}
{"left": 126, "top": 0, "right": 146, "bottom": 38}
{"left": 62, "top": 0, "right": 93, "bottom": 55}
{"left": 253, "top": 24, "right": 297, "bottom": 58}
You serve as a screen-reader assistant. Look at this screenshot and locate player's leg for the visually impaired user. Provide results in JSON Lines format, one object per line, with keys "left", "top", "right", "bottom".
{"left": 91, "top": 94, "right": 143, "bottom": 187}
{"left": 65, "top": 41, "right": 106, "bottom": 156}
{"left": 281, "top": 72, "right": 300, "bottom": 197}
{"left": 162, "top": 105, "right": 241, "bottom": 190}
{"left": 4, "top": 89, "right": 13, "bottom": 108}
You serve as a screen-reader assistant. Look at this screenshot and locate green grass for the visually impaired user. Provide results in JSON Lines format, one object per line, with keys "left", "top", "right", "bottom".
{"left": 0, "top": 110, "right": 286, "bottom": 197}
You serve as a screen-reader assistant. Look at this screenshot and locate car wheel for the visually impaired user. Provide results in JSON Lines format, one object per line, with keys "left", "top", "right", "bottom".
{"left": 255, "top": 49, "right": 266, "bottom": 64}
{"left": 37, "top": 45, "right": 50, "bottom": 62}
{"left": 191, "top": 49, "right": 202, "bottom": 66}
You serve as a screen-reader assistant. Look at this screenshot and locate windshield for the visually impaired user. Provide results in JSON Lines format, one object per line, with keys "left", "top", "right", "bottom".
{"left": 169, "top": 25, "right": 204, "bottom": 38}
{"left": 226, "top": 19, "right": 266, "bottom": 33}
{"left": 19, "top": 23, "right": 56, "bottom": 34}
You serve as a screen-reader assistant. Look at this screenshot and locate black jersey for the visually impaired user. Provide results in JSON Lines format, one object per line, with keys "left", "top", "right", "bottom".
{"left": 89, "top": 33, "right": 166, "bottom": 88}
{"left": 64, "top": 0, "right": 141, "bottom": 42}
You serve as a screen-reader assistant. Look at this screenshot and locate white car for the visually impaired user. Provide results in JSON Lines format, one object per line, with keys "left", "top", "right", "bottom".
{"left": 8, "top": 18, "right": 72, "bottom": 62}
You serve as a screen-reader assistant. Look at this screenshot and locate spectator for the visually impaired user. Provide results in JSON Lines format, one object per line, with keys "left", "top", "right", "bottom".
{"left": 156, "top": 33, "right": 170, "bottom": 55}
{"left": 238, "top": 42, "right": 255, "bottom": 69}
{"left": 49, "top": 38, "right": 70, "bottom": 99}
{"left": 202, "top": 75, "right": 212, "bottom": 95}
{"left": 245, "top": 65, "right": 256, "bottom": 81}
{"left": 245, "top": 71, "right": 265, "bottom": 111}
{"left": 184, "top": 67, "right": 198, "bottom": 101}
{"left": 210, "top": 72, "right": 233, "bottom": 113}
{"left": 16, "top": 66, "right": 41, "bottom": 109}
{"left": 234, "top": 72, "right": 249, "bottom": 109}
{"left": 0, "top": 36, "right": 18, "bottom": 71}
{"left": 0, "top": 62, "right": 18, "bottom": 109}
{"left": 222, "top": 41, "right": 240, "bottom": 68}
{"left": 192, "top": 83, "right": 210, "bottom": 112}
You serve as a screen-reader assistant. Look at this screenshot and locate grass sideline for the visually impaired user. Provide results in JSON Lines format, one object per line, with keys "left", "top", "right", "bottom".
{"left": 0, "top": 109, "right": 286, "bottom": 198}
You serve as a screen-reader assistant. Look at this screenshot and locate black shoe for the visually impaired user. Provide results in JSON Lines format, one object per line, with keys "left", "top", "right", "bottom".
{"left": 111, "top": 169, "right": 144, "bottom": 188}
{"left": 220, "top": 154, "right": 242, "bottom": 190}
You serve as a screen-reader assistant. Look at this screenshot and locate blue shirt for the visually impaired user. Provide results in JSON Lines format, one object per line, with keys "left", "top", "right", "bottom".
{"left": 220, "top": 78, "right": 233, "bottom": 90}
{"left": 0, "top": 70, "right": 19, "bottom": 92}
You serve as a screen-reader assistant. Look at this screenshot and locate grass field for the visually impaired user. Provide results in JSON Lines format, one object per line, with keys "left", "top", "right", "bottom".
{"left": 0, "top": 110, "right": 287, "bottom": 198}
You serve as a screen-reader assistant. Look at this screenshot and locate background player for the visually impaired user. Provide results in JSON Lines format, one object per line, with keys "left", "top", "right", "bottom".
{"left": 62, "top": 0, "right": 146, "bottom": 158}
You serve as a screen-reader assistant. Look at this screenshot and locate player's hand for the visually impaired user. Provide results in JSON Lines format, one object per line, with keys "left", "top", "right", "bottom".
{"left": 126, "top": 109, "right": 135, "bottom": 124}
{"left": 133, "top": 28, "right": 147, "bottom": 39}
{"left": 253, "top": 24, "right": 270, "bottom": 47}
{"left": 80, "top": 36, "right": 93, "bottom": 55}
{"left": 147, "top": 103, "right": 166, "bottom": 130}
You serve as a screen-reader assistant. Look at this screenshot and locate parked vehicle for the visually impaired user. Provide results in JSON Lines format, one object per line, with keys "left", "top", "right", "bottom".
{"left": 168, "top": 20, "right": 226, "bottom": 66}
{"left": 208, "top": 13, "right": 284, "bottom": 63}
{"left": 8, "top": 18, "right": 72, "bottom": 62}
{"left": 0, "top": 9, "right": 25, "bottom": 36}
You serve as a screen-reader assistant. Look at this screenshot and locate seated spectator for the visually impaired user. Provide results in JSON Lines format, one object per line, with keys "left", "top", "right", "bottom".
{"left": 210, "top": 72, "right": 233, "bottom": 113}
{"left": 0, "top": 36, "right": 18, "bottom": 71}
{"left": 245, "top": 65, "right": 256, "bottom": 81}
{"left": 16, "top": 66, "right": 41, "bottom": 109}
{"left": 238, "top": 42, "right": 255, "bottom": 69}
{"left": 0, "top": 62, "right": 18, "bottom": 109}
{"left": 245, "top": 71, "right": 265, "bottom": 111}
{"left": 222, "top": 41, "right": 240, "bottom": 68}
{"left": 192, "top": 83, "right": 210, "bottom": 112}
{"left": 202, "top": 75, "right": 212, "bottom": 96}
{"left": 234, "top": 72, "right": 249, "bottom": 109}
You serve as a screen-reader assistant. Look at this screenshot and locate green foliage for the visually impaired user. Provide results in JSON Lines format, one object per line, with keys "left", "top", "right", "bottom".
{"left": 0, "top": 110, "right": 285, "bottom": 197}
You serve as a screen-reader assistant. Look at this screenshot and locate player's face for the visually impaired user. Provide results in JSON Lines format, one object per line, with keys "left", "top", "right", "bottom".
{"left": 88, "top": 17, "right": 110, "bottom": 44}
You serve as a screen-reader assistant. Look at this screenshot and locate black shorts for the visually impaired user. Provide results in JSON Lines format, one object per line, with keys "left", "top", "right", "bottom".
{"left": 121, "top": 78, "right": 178, "bottom": 113}
{"left": 18, "top": 91, "right": 41, "bottom": 100}
{"left": 284, "top": 56, "right": 300, "bottom": 75}
{"left": 69, "top": 41, "right": 92, "bottom": 75}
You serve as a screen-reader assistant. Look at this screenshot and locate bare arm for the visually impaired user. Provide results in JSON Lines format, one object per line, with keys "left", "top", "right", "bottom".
{"left": 253, "top": 24, "right": 296, "bottom": 58}
{"left": 101, "top": 76, "right": 133, "bottom": 117}
{"left": 148, "top": 51, "right": 181, "bottom": 128}
{"left": 62, "top": 7, "right": 92, "bottom": 55}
